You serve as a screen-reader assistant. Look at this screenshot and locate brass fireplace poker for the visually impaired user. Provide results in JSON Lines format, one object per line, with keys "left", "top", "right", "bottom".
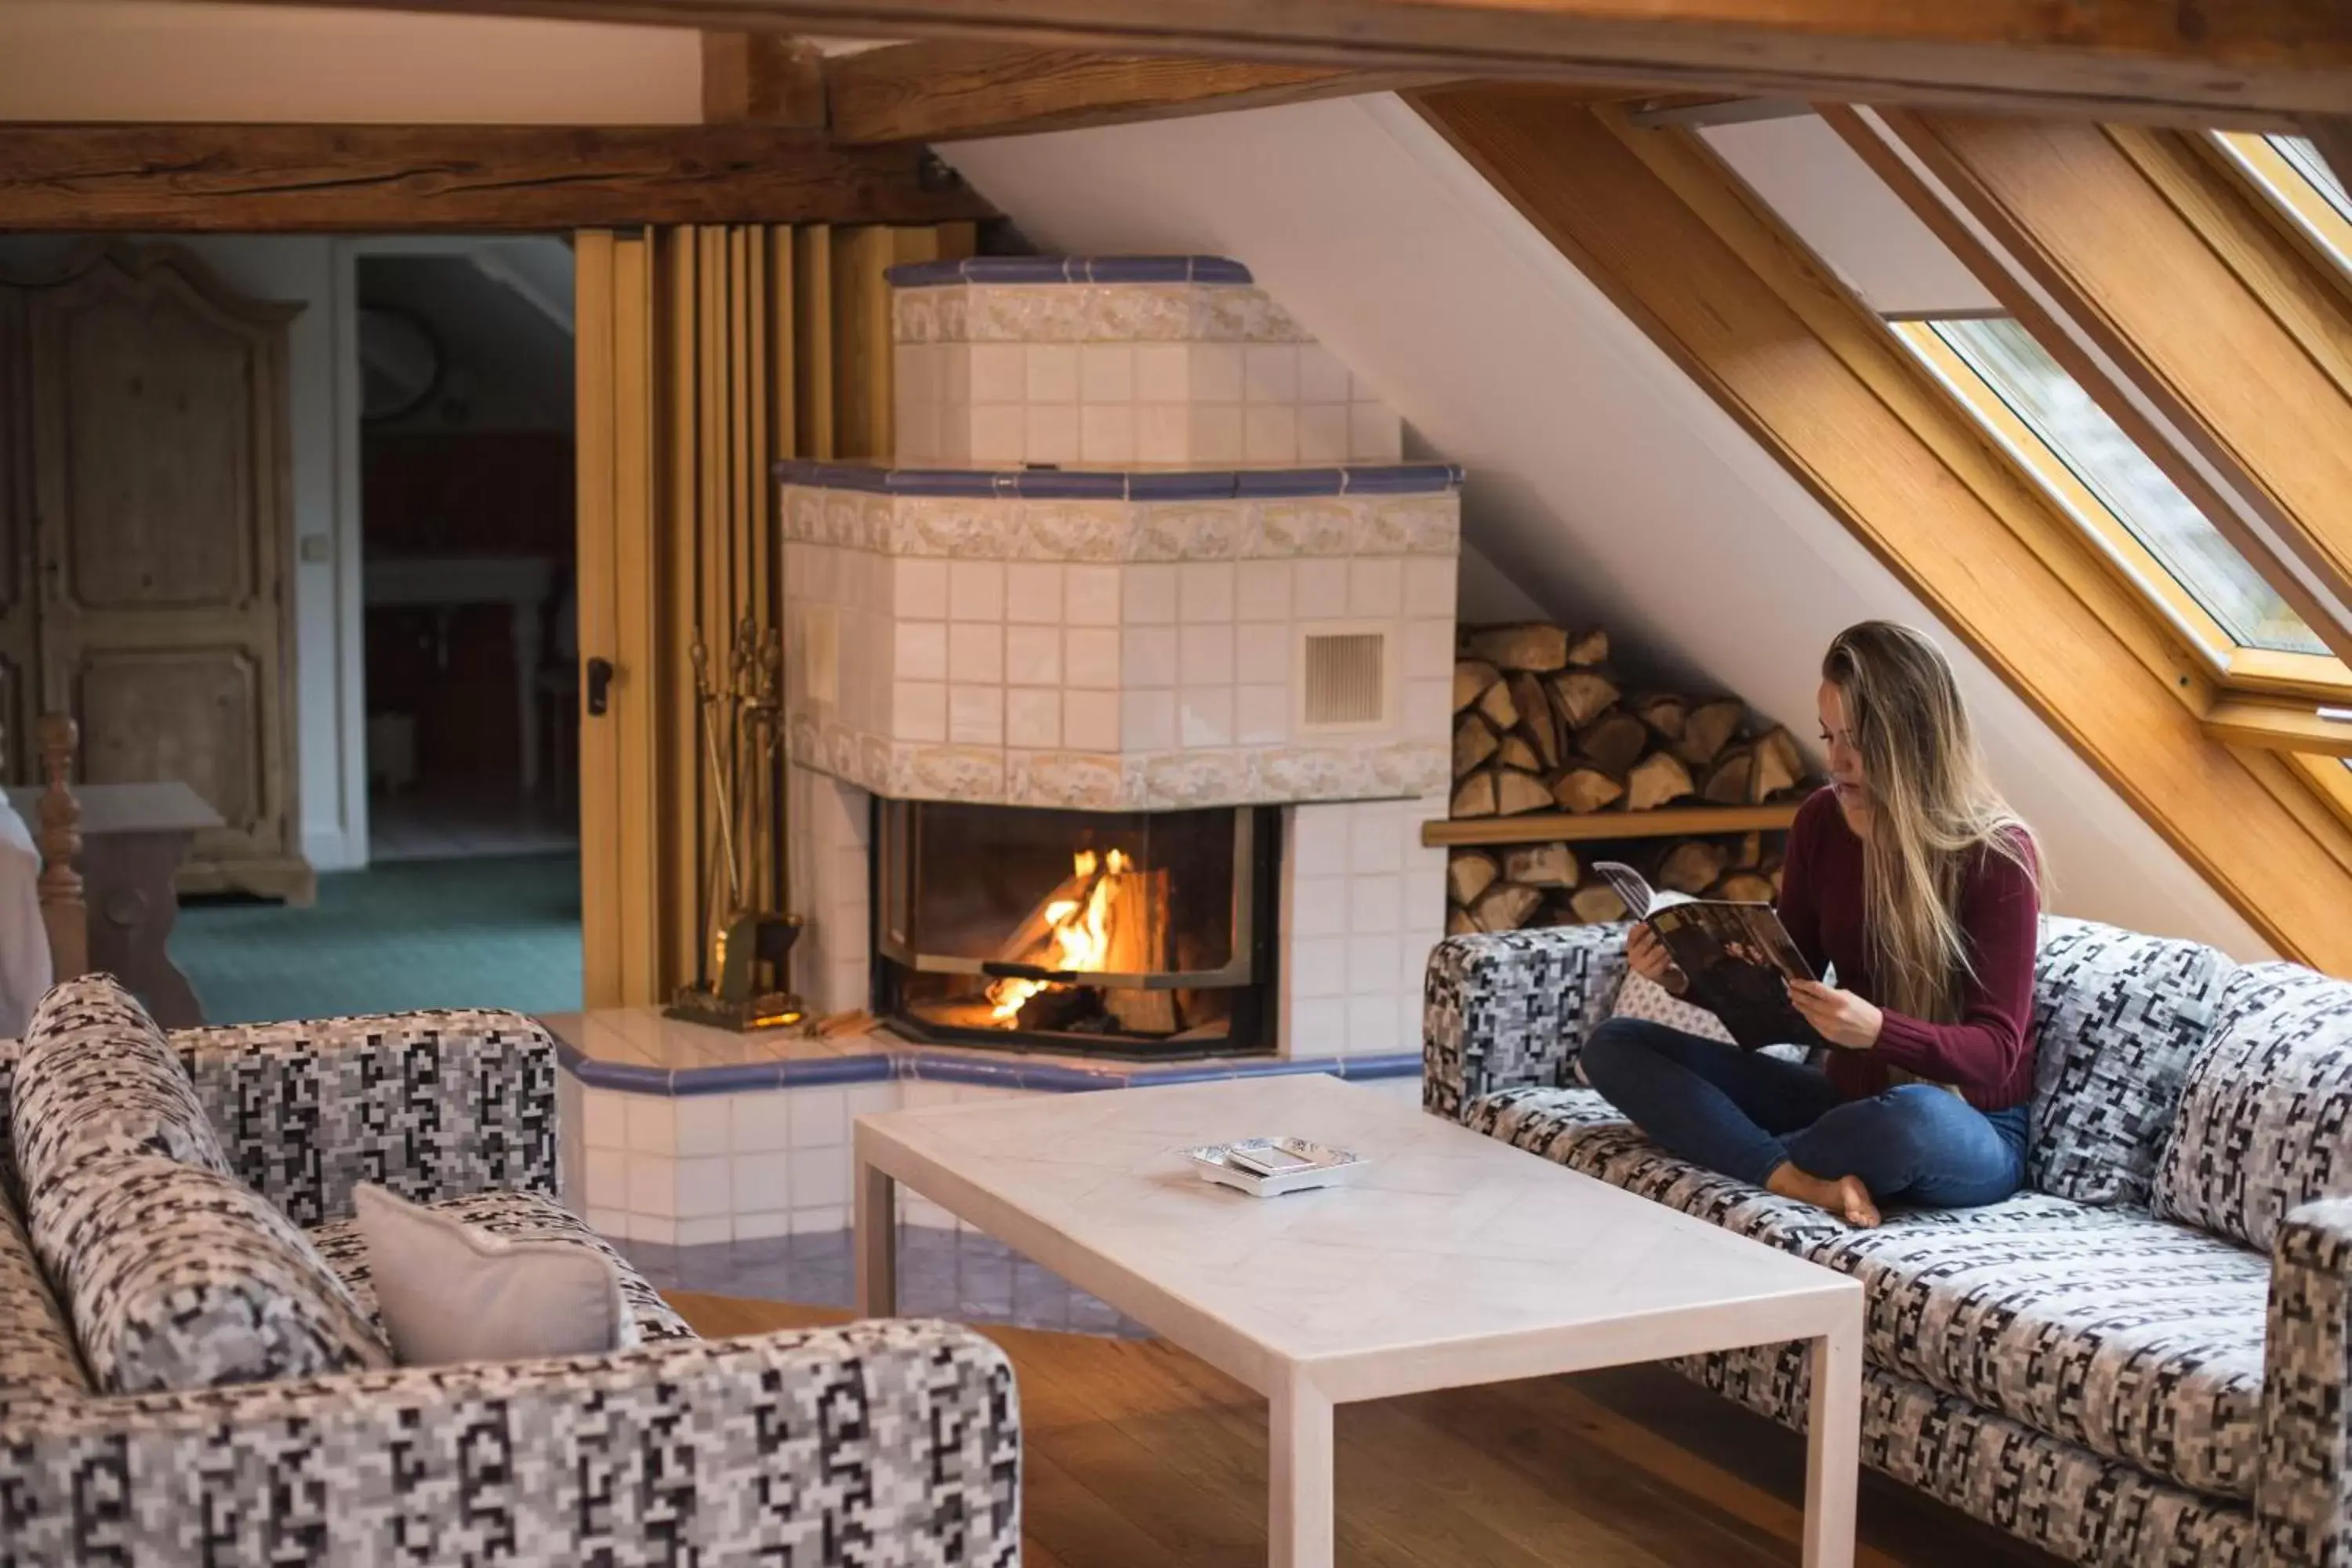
{"left": 666, "top": 617, "right": 809, "bottom": 1033}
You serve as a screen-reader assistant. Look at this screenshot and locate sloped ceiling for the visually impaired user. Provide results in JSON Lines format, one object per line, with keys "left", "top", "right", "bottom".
{"left": 941, "top": 94, "right": 2271, "bottom": 956}
{"left": 359, "top": 246, "right": 573, "bottom": 433}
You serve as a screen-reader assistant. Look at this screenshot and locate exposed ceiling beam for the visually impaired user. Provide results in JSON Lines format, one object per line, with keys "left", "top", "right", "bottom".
{"left": 824, "top": 39, "right": 1439, "bottom": 143}
{"left": 0, "top": 123, "right": 993, "bottom": 231}
{"left": 703, "top": 30, "right": 828, "bottom": 127}
{"left": 140, "top": 0, "right": 2352, "bottom": 127}
{"left": 1406, "top": 85, "right": 2352, "bottom": 971}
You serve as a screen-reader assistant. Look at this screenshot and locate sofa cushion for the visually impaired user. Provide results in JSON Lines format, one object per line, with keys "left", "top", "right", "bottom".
{"left": 307, "top": 1189, "right": 695, "bottom": 1347}
{"left": 0, "top": 1178, "right": 87, "bottom": 1410}
{"left": 1469, "top": 1085, "right": 2268, "bottom": 1499}
{"left": 9, "top": 975, "right": 230, "bottom": 1202}
{"left": 2155, "top": 963, "right": 2352, "bottom": 1251}
{"left": 27, "top": 1152, "right": 390, "bottom": 1393}
{"left": 2029, "top": 917, "right": 2235, "bottom": 1209}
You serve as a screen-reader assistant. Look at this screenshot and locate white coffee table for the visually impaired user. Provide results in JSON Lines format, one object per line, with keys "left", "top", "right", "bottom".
{"left": 854, "top": 1073, "right": 1863, "bottom": 1568}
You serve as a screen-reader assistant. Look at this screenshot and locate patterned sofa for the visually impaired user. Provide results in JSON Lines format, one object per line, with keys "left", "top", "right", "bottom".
{"left": 0, "top": 977, "right": 1021, "bottom": 1566}
{"left": 1425, "top": 915, "right": 2352, "bottom": 1568}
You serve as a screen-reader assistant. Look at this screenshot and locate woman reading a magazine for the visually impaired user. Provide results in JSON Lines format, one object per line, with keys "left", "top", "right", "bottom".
{"left": 1581, "top": 621, "right": 2042, "bottom": 1229}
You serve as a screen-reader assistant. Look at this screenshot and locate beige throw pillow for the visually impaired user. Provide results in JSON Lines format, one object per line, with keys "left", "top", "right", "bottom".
{"left": 354, "top": 1184, "right": 636, "bottom": 1366}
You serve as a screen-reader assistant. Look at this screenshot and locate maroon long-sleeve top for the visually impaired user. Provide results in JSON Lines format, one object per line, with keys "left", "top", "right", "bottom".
{"left": 1776, "top": 787, "right": 2040, "bottom": 1111}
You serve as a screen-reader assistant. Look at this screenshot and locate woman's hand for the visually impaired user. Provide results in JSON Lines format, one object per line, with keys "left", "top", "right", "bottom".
{"left": 1788, "top": 980, "right": 1882, "bottom": 1050}
{"left": 1627, "top": 923, "right": 1689, "bottom": 995}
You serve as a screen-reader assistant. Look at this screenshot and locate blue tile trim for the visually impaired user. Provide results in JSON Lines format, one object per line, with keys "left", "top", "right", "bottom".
{"left": 775, "top": 460, "right": 1463, "bottom": 498}
{"left": 560, "top": 1037, "right": 1424, "bottom": 1097}
{"left": 885, "top": 256, "right": 1254, "bottom": 289}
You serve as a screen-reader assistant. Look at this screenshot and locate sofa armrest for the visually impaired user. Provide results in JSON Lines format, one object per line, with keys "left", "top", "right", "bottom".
{"left": 0, "top": 1318, "right": 1020, "bottom": 1568}
{"left": 2259, "top": 1196, "right": 2352, "bottom": 1566}
{"left": 1423, "top": 923, "right": 1629, "bottom": 1121}
{"left": 173, "top": 1008, "right": 559, "bottom": 1226}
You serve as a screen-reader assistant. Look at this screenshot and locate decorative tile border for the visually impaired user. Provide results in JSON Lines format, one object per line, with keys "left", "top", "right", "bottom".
{"left": 779, "top": 476, "right": 1462, "bottom": 562}
{"left": 891, "top": 281, "right": 1311, "bottom": 345}
{"left": 558, "top": 1035, "right": 1422, "bottom": 1098}
{"left": 885, "top": 256, "right": 1255, "bottom": 289}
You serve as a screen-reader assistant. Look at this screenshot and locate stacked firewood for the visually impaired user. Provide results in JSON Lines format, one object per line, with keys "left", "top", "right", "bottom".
{"left": 1451, "top": 622, "right": 1807, "bottom": 819}
{"left": 1445, "top": 830, "right": 1786, "bottom": 935}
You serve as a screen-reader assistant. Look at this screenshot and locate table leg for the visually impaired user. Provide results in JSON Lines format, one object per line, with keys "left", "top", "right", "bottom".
{"left": 1802, "top": 1309, "right": 1863, "bottom": 1568}
{"left": 855, "top": 1158, "right": 897, "bottom": 1318}
{"left": 1270, "top": 1374, "right": 1334, "bottom": 1568}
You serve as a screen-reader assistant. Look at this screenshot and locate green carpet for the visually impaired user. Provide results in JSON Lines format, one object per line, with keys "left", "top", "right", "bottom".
{"left": 175, "top": 853, "right": 584, "bottom": 1025}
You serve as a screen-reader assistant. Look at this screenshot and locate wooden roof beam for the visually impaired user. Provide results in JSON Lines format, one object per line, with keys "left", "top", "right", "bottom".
{"left": 142, "top": 0, "right": 2352, "bottom": 127}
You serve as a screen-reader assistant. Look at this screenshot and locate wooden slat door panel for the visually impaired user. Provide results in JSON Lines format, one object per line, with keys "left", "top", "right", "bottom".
{"left": 0, "top": 286, "right": 37, "bottom": 782}
{"left": 24, "top": 245, "right": 308, "bottom": 900}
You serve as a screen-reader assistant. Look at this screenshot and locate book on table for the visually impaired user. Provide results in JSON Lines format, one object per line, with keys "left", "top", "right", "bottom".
{"left": 1593, "top": 859, "right": 1828, "bottom": 1052}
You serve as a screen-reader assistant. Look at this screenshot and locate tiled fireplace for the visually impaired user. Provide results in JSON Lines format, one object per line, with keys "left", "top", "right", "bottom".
{"left": 782, "top": 256, "right": 1457, "bottom": 1061}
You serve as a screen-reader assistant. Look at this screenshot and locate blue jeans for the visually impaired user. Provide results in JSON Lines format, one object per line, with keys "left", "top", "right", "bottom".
{"left": 1579, "top": 1017, "right": 2027, "bottom": 1206}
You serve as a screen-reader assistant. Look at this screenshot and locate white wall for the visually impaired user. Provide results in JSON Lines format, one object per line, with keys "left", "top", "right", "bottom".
{"left": 941, "top": 96, "right": 2274, "bottom": 958}
{"left": 0, "top": 2, "right": 701, "bottom": 124}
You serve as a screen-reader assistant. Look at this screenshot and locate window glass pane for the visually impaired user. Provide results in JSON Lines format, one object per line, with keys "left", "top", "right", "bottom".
{"left": 1929, "top": 318, "right": 2327, "bottom": 656}
{"left": 2275, "top": 136, "right": 2352, "bottom": 223}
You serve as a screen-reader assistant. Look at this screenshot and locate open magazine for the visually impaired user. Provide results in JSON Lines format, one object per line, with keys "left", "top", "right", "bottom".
{"left": 1594, "top": 860, "right": 1828, "bottom": 1052}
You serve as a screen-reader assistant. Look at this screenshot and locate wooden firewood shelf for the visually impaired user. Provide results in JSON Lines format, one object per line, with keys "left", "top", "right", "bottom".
{"left": 1421, "top": 801, "right": 1804, "bottom": 848}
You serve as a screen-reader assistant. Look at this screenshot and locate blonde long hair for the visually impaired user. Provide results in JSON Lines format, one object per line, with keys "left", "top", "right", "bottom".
{"left": 1822, "top": 622, "right": 2042, "bottom": 1023}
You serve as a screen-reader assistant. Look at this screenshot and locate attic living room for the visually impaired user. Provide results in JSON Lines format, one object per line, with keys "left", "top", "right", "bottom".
{"left": 5, "top": 5, "right": 2352, "bottom": 1567}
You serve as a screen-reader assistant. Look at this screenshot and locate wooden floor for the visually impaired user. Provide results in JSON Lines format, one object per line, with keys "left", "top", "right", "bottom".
{"left": 670, "top": 1293, "right": 2061, "bottom": 1568}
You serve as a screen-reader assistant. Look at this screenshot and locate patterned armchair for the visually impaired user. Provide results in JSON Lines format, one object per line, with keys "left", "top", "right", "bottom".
{"left": 1426, "top": 915, "right": 2352, "bottom": 1568}
{"left": 0, "top": 982, "right": 1021, "bottom": 1567}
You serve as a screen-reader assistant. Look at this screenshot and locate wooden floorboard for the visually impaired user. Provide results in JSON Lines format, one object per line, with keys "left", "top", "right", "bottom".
{"left": 664, "top": 1292, "right": 2062, "bottom": 1568}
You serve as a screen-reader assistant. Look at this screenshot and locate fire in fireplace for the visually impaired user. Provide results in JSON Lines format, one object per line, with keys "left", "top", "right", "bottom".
{"left": 873, "top": 800, "right": 1280, "bottom": 1058}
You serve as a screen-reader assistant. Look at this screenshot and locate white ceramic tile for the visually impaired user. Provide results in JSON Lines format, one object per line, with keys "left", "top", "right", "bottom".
{"left": 1065, "top": 564, "right": 1121, "bottom": 627}
{"left": 1025, "top": 404, "right": 1080, "bottom": 465}
{"left": 1178, "top": 561, "right": 1236, "bottom": 623}
{"left": 1236, "top": 682, "right": 1288, "bottom": 744}
{"left": 1005, "top": 623, "right": 1062, "bottom": 687}
{"left": 1080, "top": 343, "right": 1134, "bottom": 403}
{"left": 677, "top": 1156, "right": 732, "bottom": 1219}
{"left": 1190, "top": 343, "right": 1243, "bottom": 402}
{"left": 789, "top": 1086, "right": 849, "bottom": 1148}
{"left": 970, "top": 343, "right": 1025, "bottom": 402}
{"left": 790, "top": 1145, "right": 852, "bottom": 1209}
{"left": 623, "top": 1097, "right": 674, "bottom": 1156}
{"left": 847, "top": 1081, "right": 900, "bottom": 1120}
{"left": 1007, "top": 687, "right": 1062, "bottom": 747}
{"left": 1243, "top": 405, "right": 1298, "bottom": 463}
{"left": 1135, "top": 343, "right": 1189, "bottom": 402}
{"left": 1349, "top": 805, "right": 1405, "bottom": 873}
{"left": 1288, "top": 995, "right": 1347, "bottom": 1054}
{"left": 1348, "top": 933, "right": 1404, "bottom": 992}
{"left": 582, "top": 1087, "right": 628, "bottom": 1150}
{"left": 1350, "top": 402, "right": 1403, "bottom": 461}
{"left": 1236, "top": 560, "right": 1291, "bottom": 622}
{"left": 892, "top": 681, "right": 946, "bottom": 743}
{"left": 940, "top": 343, "right": 971, "bottom": 403}
{"left": 1346, "top": 993, "right": 1403, "bottom": 1054}
{"left": 947, "top": 621, "right": 1004, "bottom": 684}
{"left": 970, "top": 404, "right": 1024, "bottom": 463}
{"left": 627, "top": 1156, "right": 677, "bottom": 1218}
{"left": 1290, "top": 874, "right": 1348, "bottom": 939}
{"left": 1025, "top": 343, "right": 1079, "bottom": 403}
{"left": 1350, "top": 873, "right": 1403, "bottom": 935}
{"left": 673, "top": 1097, "right": 732, "bottom": 1158}
{"left": 732, "top": 1151, "right": 793, "bottom": 1210}
{"left": 1189, "top": 406, "right": 1243, "bottom": 464}
{"left": 949, "top": 684, "right": 1004, "bottom": 745}
{"left": 1065, "top": 626, "right": 1120, "bottom": 688}
{"left": 1236, "top": 622, "right": 1290, "bottom": 683}
{"left": 1403, "top": 619, "right": 1454, "bottom": 683}
{"left": 949, "top": 560, "right": 1006, "bottom": 622}
{"left": 1123, "top": 564, "right": 1177, "bottom": 626}
{"left": 1291, "top": 935, "right": 1348, "bottom": 999}
{"left": 584, "top": 1207, "right": 630, "bottom": 1241}
{"left": 1123, "top": 626, "right": 1178, "bottom": 688}
{"left": 895, "top": 402, "right": 941, "bottom": 465}
{"left": 897, "top": 341, "right": 940, "bottom": 403}
{"left": 1404, "top": 677, "right": 1452, "bottom": 739}
{"left": 895, "top": 557, "right": 950, "bottom": 620}
{"left": 668, "top": 1217, "right": 729, "bottom": 1247}
{"left": 1297, "top": 344, "right": 1350, "bottom": 403}
{"left": 730, "top": 1093, "right": 792, "bottom": 1154}
{"left": 1122, "top": 689, "right": 1178, "bottom": 750}
{"left": 629, "top": 1215, "right": 677, "bottom": 1246}
{"left": 1080, "top": 403, "right": 1134, "bottom": 464}
{"left": 585, "top": 1149, "right": 630, "bottom": 1209}
{"left": 894, "top": 620, "right": 949, "bottom": 683}
{"left": 1291, "top": 805, "right": 1352, "bottom": 875}
{"left": 1180, "top": 685, "right": 1234, "bottom": 748}
{"left": 1403, "top": 557, "right": 1457, "bottom": 618}
{"left": 1298, "top": 404, "right": 1349, "bottom": 463}
{"left": 1180, "top": 624, "right": 1236, "bottom": 688}
{"left": 1243, "top": 343, "right": 1299, "bottom": 403}
{"left": 1348, "top": 557, "right": 1404, "bottom": 617}
{"left": 1063, "top": 689, "right": 1120, "bottom": 750}
{"left": 1294, "top": 558, "right": 1350, "bottom": 619}
{"left": 793, "top": 1204, "right": 850, "bottom": 1234}
{"left": 735, "top": 1210, "right": 793, "bottom": 1243}
{"left": 1136, "top": 403, "right": 1189, "bottom": 464}
{"left": 899, "top": 1080, "right": 958, "bottom": 1111}
{"left": 1004, "top": 562, "right": 1064, "bottom": 625}
{"left": 936, "top": 409, "right": 973, "bottom": 463}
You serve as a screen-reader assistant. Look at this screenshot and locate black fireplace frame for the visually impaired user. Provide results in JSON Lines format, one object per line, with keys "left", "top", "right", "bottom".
{"left": 869, "top": 799, "right": 1283, "bottom": 1061}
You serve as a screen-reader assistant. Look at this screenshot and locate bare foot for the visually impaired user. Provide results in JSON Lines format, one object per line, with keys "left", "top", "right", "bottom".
{"left": 1766, "top": 1163, "right": 1881, "bottom": 1229}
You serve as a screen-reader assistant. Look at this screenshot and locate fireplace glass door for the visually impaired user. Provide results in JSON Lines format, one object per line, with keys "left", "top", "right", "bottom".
{"left": 873, "top": 800, "right": 1278, "bottom": 1057}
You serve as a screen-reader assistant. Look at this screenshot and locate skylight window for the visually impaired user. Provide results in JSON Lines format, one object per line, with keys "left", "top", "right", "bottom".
{"left": 1896, "top": 316, "right": 2328, "bottom": 659}
{"left": 2274, "top": 136, "right": 2352, "bottom": 223}
{"left": 2212, "top": 132, "right": 2352, "bottom": 278}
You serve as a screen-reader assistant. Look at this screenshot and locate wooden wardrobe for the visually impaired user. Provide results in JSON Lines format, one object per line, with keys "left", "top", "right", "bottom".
{"left": 0, "top": 242, "right": 310, "bottom": 902}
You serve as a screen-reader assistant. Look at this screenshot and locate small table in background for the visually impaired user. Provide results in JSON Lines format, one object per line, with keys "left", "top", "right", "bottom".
{"left": 10, "top": 782, "right": 223, "bottom": 1028}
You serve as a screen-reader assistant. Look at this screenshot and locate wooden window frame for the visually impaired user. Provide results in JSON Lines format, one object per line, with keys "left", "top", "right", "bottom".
{"left": 2211, "top": 131, "right": 2352, "bottom": 283}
